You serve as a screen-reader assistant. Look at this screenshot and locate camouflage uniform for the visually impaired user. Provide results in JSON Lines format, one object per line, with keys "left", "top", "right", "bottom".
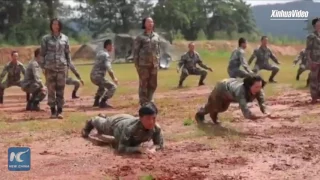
{"left": 21, "top": 59, "right": 47, "bottom": 110}
{"left": 82, "top": 114, "right": 164, "bottom": 153}
{"left": 293, "top": 49, "right": 310, "bottom": 86}
{"left": 0, "top": 61, "right": 26, "bottom": 103}
{"left": 90, "top": 50, "right": 117, "bottom": 107}
{"left": 248, "top": 46, "right": 280, "bottom": 81}
{"left": 40, "top": 33, "right": 71, "bottom": 117}
{"left": 66, "top": 61, "right": 82, "bottom": 98}
{"left": 195, "top": 78, "right": 266, "bottom": 123}
{"left": 227, "top": 47, "right": 253, "bottom": 78}
{"left": 178, "top": 51, "right": 211, "bottom": 86}
{"left": 133, "top": 31, "right": 161, "bottom": 106}
{"left": 305, "top": 31, "right": 320, "bottom": 100}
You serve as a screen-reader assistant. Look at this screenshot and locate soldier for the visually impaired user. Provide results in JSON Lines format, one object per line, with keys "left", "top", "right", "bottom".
{"left": 81, "top": 102, "right": 163, "bottom": 154}
{"left": 227, "top": 38, "right": 254, "bottom": 78}
{"left": 0, "top": 51, "right": 27, "bottom": 104}
{"left": 40, "top": 18, "right": 72, "bottom": 119}
{"left": 306, "top": 18, "right": 320, "bottom": 103}
{"left": 195, "top": 75, "right": 269, "bottom": 124}
{"left": 248, "top": 36, "right": 281, "bottom": 83}
{"left": 90, "top": 39, "right": 118, "bottom": 108}
{"left": 133, "top": 17, "right": 161, "bottom": 106}
{"left": 66, "top": 62, "right": 84, "bottom": 99}
{"left": 177, "top": 42, "right": 212, "bottom": 87}
{"left": 293, "top": 49, "right": 310, "bottom": 87}
{"left": 21, "top": 48, "right": 47, "bottom": 111}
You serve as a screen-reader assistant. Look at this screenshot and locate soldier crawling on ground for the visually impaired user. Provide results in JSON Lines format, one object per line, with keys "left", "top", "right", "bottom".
{"left": 21, "top": 48, "right": 47, "bottom": 111}
{"left": 177, "top": 42, "right": 213, "bottom": 88}
{"left": 195, "top": 75, "right": 270, "bottom": 124}
{"left": 66, "top": 61, "right": 84, "bottom": 99}
{"left": 248, "top": 36, "right": 281, "bottom": 83}
{"left": 0, "top": 51, "right": 28, "bottom": 104}
{"left": 227, "top": 37, "right": 254, "bottom": 78}
{"left": 293, "top": 49, "right": 310, "bottom": 87}
{"left": 81, "top": 102, "right": 164, "bottom": 154}
{"left": 90, "top": 39, "right": 118, "bottom": 108}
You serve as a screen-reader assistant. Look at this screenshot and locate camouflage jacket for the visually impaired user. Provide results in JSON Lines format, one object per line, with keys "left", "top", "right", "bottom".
{"left": 228, "top": 48, "right": 252, "bottom": 73}
{"left": 220, "top": 78, "right": 266, "bottom": 119}
{"left": 293, "top": 49, "right": 307, "bottom": 65}
{"left": 104, "top": 114, "right": 163, "bottom": 153}
{"left": 178, "top": 51, "right": 209, "bottom": 70}
{"left": 90, "top": 50, "right": 112, "bottom": 79}
{"left": 0, "top": 61, "right": 25, "bottom": 83}
{"left": 21, "top": 59, "right": 44, "bottom": 88}
{"left": 248, "top": 46, "right": 279, "bottom": 66}
{"left": 67, "top": 61, "right": 81, "bottom": 80}
{"left": 305, "top": 31, "right": 320, "bottom": 63}
{"left": 40, "top": 33, "right": 71, "bottom": 71}
{"left": 133, "top": 31, "right": 161, "bottom": 68}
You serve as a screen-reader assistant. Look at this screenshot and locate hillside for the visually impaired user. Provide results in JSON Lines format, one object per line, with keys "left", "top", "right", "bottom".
{"left": 251, "top": 0, "right": 320, "bottom": 39}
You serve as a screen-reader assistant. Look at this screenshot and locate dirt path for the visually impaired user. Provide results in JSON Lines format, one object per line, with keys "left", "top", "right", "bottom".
{"left": 0, "top": 86, "right": 320, "bottom": 180}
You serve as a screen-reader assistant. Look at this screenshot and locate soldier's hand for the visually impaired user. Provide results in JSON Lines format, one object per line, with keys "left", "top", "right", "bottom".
{"left": 208, "top": 68, "right": 213, "bottom": 72}
{"left": 80, "top": 80, "right": 84, "bottom": 86}
{"left": 113, "top": 78, "right": 119, "bottom": 85}
{"left": 41, "top": 87, "right": 47, "bottom": 92}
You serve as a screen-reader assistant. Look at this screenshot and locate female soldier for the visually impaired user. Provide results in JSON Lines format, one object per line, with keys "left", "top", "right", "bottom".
{"left": 195, "top": 75, "right": 268, "bottom": 124}
{"left": 40, "top": 18, "right": 71, "bottom": 119}
{"left": 133, "top": 17, "right": 161, "bottom": 106}
{"left": 306, "top": 18, "right": 320, "bottom": 103}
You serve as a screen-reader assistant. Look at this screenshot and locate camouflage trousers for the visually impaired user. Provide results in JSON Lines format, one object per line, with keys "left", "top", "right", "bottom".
{"left": 0, "top": 80, "right": 22, "bottom": 96}
{"left": 91, "top": 76, "right": 117, "bottom": 99}
{"left": 21, "top": 82, "right": 47, "bottom": 102}
{"left": 309, "top": 64, "right": 320, "bottom": 100}
{"left": 136, "top": 66, "right": 158, "bottom": 106}
{"left": 296, "top": 64, "right": 309, "bottom": 77}
{"left": 228, "top": 68, "right": 252, "bottom": 78}
{"left": 66, "top": 77, "right": 80, "bottom": 91}
{"left": 253, "top": 64, "right": 279, "bottom": 79}
{"left": 90, "top": 115, "right": 113, "bottom": 135}
{"left": 180, "top": 68, "right": 207, "bottom": 82}
{"left": 45, "top": 69, "right": 66, "bottom": 108}
{"left": 197, "top": 80, "right": 232, "bottom": 118}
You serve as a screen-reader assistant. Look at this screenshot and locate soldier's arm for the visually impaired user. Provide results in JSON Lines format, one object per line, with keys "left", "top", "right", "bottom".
{"left": 269, "top": 49, "right": 280, "bottom": 64}
{"left": 238, "top": 50, "right": 252, "bottom": 73}
{"left": 256, "top": 90, "right": 266, "bottom": 113}
{"left": 0, "top": 65, "right": 8, "bottom": 82}
{"left": 248, "top": 50, "right": 256, "bottom": 65}
{"left": 293, "top": 51, "right": 303, "bottom": 64}
{"left": 68, "top": 61, "right": 81, "bottom": 80}
{"left": 177, "top": 55, "right": 185, "bottom": 69}
{"left": 117, "top": 127, "right": 142, "bottom": 154}
{"left": 64, "top": 37, "right": 72, "bottom": 67}
{"left": 152, "top": 125, "right": 164, "bottom": 151}
{"left": 133, "top": 36, "right": 141, "bottom": 67}
{"left": 236, "top": 92, "right": 255, "bottom": 119}
{"left": 197, "top": 54, "right": 210, "bottom": 70}
{"left": 40, "top": 36, "right": 47, "bottom": 68}
{"left": 305, "top": 35, "right": 314, "bottom": 63}
{"left": 32, "top": 63, "right": 44, "bottom": 88}
{"left": 105, "top": 54, "right": 116, "bottom": 81}
{"left": 21, "top": 64, "right": 26, "bottom": 76}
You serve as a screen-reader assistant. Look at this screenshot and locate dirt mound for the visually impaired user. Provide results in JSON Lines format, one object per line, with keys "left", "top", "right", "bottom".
{"left": 174, "top": 40, "right": 304, "bottom": 56}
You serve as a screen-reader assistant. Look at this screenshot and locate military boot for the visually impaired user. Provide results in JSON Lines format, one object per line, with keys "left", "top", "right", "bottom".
{"left": 50, "top": 107, "right": 57, "bottom": 119}
{"left": 178, "top": 80, "right": 183, "bottom": 88}
{"left": 296, "top": 73, "right": 300, "bottom": 81}
{"left": 93, "top": 95, "right": 100, "bottom": 107}
{"left": 26, "top": 100, "right": 32, "bottom": 111}
{"left": 195, "top": 112, "right": 205, "bottom": 123}
{"left": 198, "top": 81, "right": 205, "bottom": 86}
{"left": 99, "top": 98, "right": 113, "bottom": 108}
{"left": 72, "top": 90, "right": 79, "bottom": 99}
{"left": 81, "top": 119, "right": 94, "bottom": 138}
{"left": 57, "top": 107, "right": 63, "bottom": 119}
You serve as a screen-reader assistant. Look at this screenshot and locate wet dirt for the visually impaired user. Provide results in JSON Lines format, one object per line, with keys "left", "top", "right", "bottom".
{"left": 0, "top": 86, "right": 320, "bottom": 180}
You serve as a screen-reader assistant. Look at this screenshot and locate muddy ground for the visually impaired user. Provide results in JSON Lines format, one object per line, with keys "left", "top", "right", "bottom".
{"left": 0, "top": 85, "right": 320, "bottom": 180}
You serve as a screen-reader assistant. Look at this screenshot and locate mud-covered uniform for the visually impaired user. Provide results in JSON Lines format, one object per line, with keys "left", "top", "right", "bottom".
{"left": 196, "top": 78, "right": 266, "bottom": 122}
{"left": 227, "top": 47, "right": 253, "bottom": 78}
{"left": 84, "top": 114, "right": 164, "bottom": 153}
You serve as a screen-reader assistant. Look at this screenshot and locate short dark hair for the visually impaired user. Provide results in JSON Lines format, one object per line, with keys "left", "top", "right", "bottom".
{"left": 34, "top": 48, "right": 41, "bottom": 57}
{"left": 243, "top": 74, "right": 267, "bottom": 92}
{"left": 312, "top": 17, "right": 320, "bottom": 26}
{"left": 50, "top": 18, "right": 62, "bottom": 32}
{"left": 238, "top": 38, "right": 246, "bottom": 47}
{"left": 104, "top": 39, "right": 112, "bottom": 48}
{"left": 141, "top": 17, "right": 154, "bottom": 30}
{"left": 11, "top": 51, "right": 18, "bottom": 56}
{"left": 139, "top": 102, "right": 158, "bottom": 117}
{"left": 261, "top": 36, "right": 268, "bottom": 41}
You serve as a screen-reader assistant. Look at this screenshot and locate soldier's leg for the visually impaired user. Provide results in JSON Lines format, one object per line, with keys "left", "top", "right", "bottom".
{"left": 0, "top": 80, "right": 8, "bottom": 104}
{"left": 236, "top": 69, "right": 251, "bottom": 78}
{"left": 195, "top": 84, "right": 219, "bottom": 122}
{"left": 296, "top": 67, "right": 306, "bottom": 81}
{"left": 197, "top": 69, "right": 208, "bottom": 86}
{"left": 91, "top": 77, "right": 103, "bottom": 107}
{"left": 252, "top": 65, "right": 260, "bottom": 74}
{"left": 56, "top": 70, "right": 67, "bottom": 119}
{"left": 306, "top": 72, "right": 311, "bottom": 87}
{"left": 45, "top": 70, "right": 58, "bottom": 117}
{"left": 99, "top": 79, "right": 117, "bottom": 108}
{"left": 209, "top": 100, "right": 231, "bottom": 124}
{"left": 178, "top": 68, "right": 189, "bottom": 87}
{"left": 137, "top": 67, "right": 150, "bottom": 106}
{"left": 82, "top": 115, "right": 113, "bottom": 139}
{"left": 29, "top": 83, "right": 47, "bottom": 111}
{"left": 147, "top": 67, "right": 158, "bottom": 103}
{"left": 66, "top": 77, "right": 81, "bottom": 99}
{"left": 309, "top": 66, "right": 320, "bottom": 102}
{"left": 265, "top": 65, "right": 280, "bottom": 83}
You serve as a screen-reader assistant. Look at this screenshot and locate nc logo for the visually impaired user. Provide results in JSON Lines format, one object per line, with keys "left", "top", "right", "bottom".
{"left": 8, "top": 147, "right": 31, "bottom": 171}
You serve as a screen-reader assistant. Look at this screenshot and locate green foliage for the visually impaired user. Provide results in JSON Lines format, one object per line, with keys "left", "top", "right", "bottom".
{"left": 183, "top": 118, "right": 194, "bottom": 126}
{"left": 196, "top": 29, "right": 207, "bottom": 41}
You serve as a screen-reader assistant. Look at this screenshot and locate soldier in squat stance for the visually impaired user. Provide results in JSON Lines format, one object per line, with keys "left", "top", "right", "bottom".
{"left": 21, "top": 48, "right": 47, "bottom": 111}
{"left": 195, "top": 75, "right": 269, "bottom": 124}
{"left": 91, "top": 39, "right": 118, "bottom": 108}
{"left": 0, "top": 51, "right": 27, "bottom": 104}
{"left": 293, "top": 49, "right": 310, "bottom": 86}
{"left": 177, "top": 42, "right": 212, "bottom": 87}
{"left": 81, "top": 103, "right": 163, "bottom": 154}
{"left": 66, "top": 62, "right": 84, "bottom": 99}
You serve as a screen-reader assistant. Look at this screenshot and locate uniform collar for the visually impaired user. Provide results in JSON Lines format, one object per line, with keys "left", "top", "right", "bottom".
{"left": 51, "top": 33, "right": 62, "bottom": 39}
{"left": 144, "top": 31, "right": 154, "bottom": 37}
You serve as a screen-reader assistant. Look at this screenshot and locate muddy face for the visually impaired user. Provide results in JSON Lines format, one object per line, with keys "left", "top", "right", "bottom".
{"left": 250, "top": 81, "right": 262, "bottom": 95}
{"left": 140, "top": 115, "right": 156, "bottom": 130}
